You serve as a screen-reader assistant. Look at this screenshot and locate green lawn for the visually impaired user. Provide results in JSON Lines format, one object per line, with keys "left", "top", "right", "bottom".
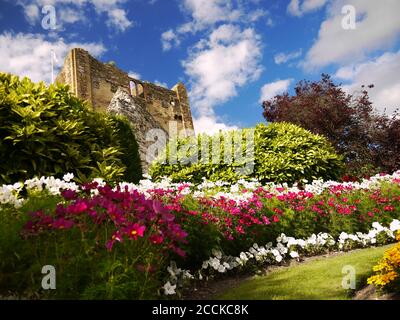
{"left": 218, "top": 245, "right": 392, "bottom": 300}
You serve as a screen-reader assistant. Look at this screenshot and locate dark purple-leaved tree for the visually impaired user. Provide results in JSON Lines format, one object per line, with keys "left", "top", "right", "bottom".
{"left": 261, "top": 74, "right": 399, "bottom": 177}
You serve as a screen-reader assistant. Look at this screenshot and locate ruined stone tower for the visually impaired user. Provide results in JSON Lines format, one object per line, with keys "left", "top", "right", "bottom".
{"left": 56, "top": 48, "right": 195, "bottom": 136}
{"left": 56, "top": 48, "right": 195, "bottom": 171}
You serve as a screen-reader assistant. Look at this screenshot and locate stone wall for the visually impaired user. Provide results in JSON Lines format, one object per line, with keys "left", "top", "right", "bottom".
{"left": 108, "top": 88, "right": 168, "bottom": 172}
{"left": 56, "top": 48, "right": 195, "bottom": 137}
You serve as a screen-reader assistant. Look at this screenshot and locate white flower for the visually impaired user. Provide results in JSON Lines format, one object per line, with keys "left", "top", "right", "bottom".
{"left": 167, "top": 262, "right": 182, "bottom": 277}
{"left": 297, "top": 239, "right": 306, "bottom": 248}
{"left": 368, "top": 230, "right": 377, "bottom": 239}
{"left": 289, "top": 251, "right": 299, "bottom": 258}
{"left": 372, "top": 222, "right": 384, "bottom": 232}
{"left": 249, "top": 247, "right": 257, "bottom": 255}
{"left": 212, "top": 248, "right": 222, "bottom": 259}
{"left": 239, "top": 252, "right": 248, "bottom": 262}
{"left": 277, "top": 233, "right": 288, "bottom": 243}
{"left": 287, "top": 237, "right": 297, "bottom": 247}
{"left": 183, "top": 271, "right": 194, "bottom": 279}
{"left": 217, "top": 265, "right": 226, "bottom": 273}
{"left": 277, "top": 243, "right": 288, "bottom": 254}
{"left": 390, "top": 219, "right": 400, "bottom": 232}
{"left": 210, "top": 257, "right": 220, "bottom": 270}
{"left": 339, "top": 232, "right": 349, "bottom": 240}
{"left": 63, "top": 173, "right": 74, "bottom": 182}
{"left": 271, "top": 249, "right": 280, "bottom": 257}
{"left": 163, "top": 281, "right": 176, "bottom": 295}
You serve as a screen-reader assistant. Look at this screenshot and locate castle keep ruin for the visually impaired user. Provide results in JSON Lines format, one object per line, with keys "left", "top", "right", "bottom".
{"left": 56, "top": 48, "right": 195, "bottom": 171}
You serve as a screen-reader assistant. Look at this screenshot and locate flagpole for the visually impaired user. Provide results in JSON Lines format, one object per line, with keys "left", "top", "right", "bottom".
{"left": 51, "top": 49, "right": 54, "bottom": 84}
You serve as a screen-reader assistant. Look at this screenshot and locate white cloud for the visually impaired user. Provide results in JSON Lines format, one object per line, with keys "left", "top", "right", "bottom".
{"left": 128, "top": 71, "right": 141, "bottom": 79}
{"left": 0, "top": 32, "right": 105, "bottom": 84}
{"left": 161, "top": 29, "right": 181, "bottom": 51}
{"left": 105, "top": 8, "right": 132, "bottom": 32}
{"left": 287, "top": 0, "right": 329, "bottom": 17}
{"left": 59, "top": 7, "right": 85, "bottom": 24}
{"left": 181, "top": 0, "right": 241, "bottom": 29}
{"left": 154, "top": 80, "right": 168, "bottom": 88}
{"left": 303, "top": 0, "right": 400, "bottom": 69}
{"left": 23, "top": 4, "right": 40, "bottom": 24}
{"left": 193, "top": 115, "right": 238, "bottom": 134}
{"left": 274, "top": 49, "right": 302, "bottom": 64}
{"left": 335, "top": 51, "right": 400, "bottom": 115}
{"left": 17, "top": 0, "right": 133, "bottom": 32}
{"left": 259, "top": 79, "right": 293, "bottom": 103}
{"left": 183, "top": 24, "right": 263, "bottom": 116}
{"left": 162, "top": 0, "right": 266, "bottom": 50}
{"left": 162, "top": 1, "right": 267, "bottom": 131}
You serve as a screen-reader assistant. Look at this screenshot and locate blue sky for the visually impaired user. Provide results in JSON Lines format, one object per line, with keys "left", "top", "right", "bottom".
{"left": 0, "top": 0, "right": 400, "bottom": 133}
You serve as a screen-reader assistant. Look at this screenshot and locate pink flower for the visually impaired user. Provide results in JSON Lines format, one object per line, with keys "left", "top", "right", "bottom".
{"left": 52, "top": 218, "right": 74, "bottom": 230}
{"left": 61, "top": 189, "right": 77, "bottom": 201}
{"left": 125, "top": 223, "right": 146, "bottom": 240}
{"left": 272, "top": 215, "right": 280, "bottom": 223}
{"left": 149, "top": 234, "right": 164, "bottom": 244}
{"left": 236, "top": 225, "right": 245, "bottom": 234}
{"left": 262, "top": 216, "right": 271, "bottom": 225}
{"left": 384, "top": 205, "right": 395, "bottom": 212}
{"left": 173, "top": 246, "right": 186, "bottom": 257}
{"left": 106, "top": 231, "right": 123, "bottom": 251}
{"left": 67, "top": 200, "right": 88, "bottom": 214}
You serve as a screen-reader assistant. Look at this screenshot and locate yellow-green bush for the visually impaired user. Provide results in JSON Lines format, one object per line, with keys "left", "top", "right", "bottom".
{"left": 150, "top": 122, "right": 344, "bottom": 184}
{"left": 0, "top": 73, "right": 142, "bottom": 183}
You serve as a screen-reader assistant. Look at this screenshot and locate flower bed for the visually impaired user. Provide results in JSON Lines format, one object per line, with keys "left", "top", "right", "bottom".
{"left": 164, "top": 219, "right": 400, "bottom": 296}
{"left": 368, "top": 231, "right": 400, "bottom": 293}
{"left": 0, "top": 171, "right": 400, "bottom": 298}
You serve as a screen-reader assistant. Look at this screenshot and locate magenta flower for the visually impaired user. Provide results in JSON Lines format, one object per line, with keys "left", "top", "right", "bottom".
{"left": 262, "top": 216, "right": 271, "bottom": 225}
{"left": 61, "top": 189, "right": 77, "bottom": 201}
{"left": 67, "top": 200, "right": 88, "bottom": 215}
{"left": 125, "top": 223, "right": 146, "bottom": 240}
{"left": 52, "top": 218, "right": 75, "bottom": 230}
{"left": 106, "top": 231, "right": 123, "bottom": 251}
{"left": 149, "top": 234, "right": 164, "bottom": 245}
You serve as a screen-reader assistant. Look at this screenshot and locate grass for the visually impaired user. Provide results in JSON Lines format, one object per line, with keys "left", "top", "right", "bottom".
{"left": 218, "top": 245, "right": 392, "bottom": 300}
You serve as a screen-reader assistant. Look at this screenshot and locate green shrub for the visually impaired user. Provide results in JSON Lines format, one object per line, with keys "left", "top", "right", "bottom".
{"left": 150, "top": 122, "right": 344, "bottom": 184}
{"left": 0, "top": 73, "right": 142, "bottom": 183}
{"left": 108, "top": 115, "right": 142, "bottom": 183}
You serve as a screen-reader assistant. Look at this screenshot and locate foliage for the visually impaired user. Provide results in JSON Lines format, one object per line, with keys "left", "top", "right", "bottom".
{"left": 0, "top": 73, "right": 141, "bottom": 184}
{"left": 1, "top": 173, "right": 400, "bottom": 298}
{"left": 261, "top": 74, "right": 400, "bottom": 178}
{"left": 107, "top": 115, "right": 142, "bottom": 183}
{"left": 150, "top": 122, "right": 344, "bottom": 184}
{"left": 368, "top": 231, "right": 400, "bottom": 293}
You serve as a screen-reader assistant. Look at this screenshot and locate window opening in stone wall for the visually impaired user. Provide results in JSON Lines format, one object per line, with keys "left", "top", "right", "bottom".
{"left": 137, "top": 82, "right": 144, "bottom": 98}
{"left": 129, "top": 80, "right": 145, "bottom": 99}
{"left": 129, "top": 81, "right": 137, "bottom": 96}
